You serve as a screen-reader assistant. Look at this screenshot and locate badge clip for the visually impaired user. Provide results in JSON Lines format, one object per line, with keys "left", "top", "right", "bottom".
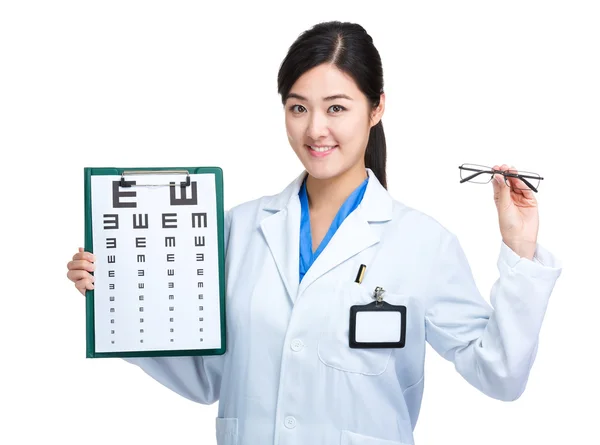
{"left": 373, "top": 286, "right": 385, "bottom": 307}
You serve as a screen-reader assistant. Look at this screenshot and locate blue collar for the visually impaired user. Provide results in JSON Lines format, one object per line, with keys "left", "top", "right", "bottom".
{"left": 298, "top": 174, "right": 369, "bottom": 282}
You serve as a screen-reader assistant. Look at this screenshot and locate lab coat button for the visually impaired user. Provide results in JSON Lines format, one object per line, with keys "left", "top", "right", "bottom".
{"left": 290, "top": 339, "right": 304, "bottom": 352}
{"left": 284, "top": 416, "right": 297, "bottom": 429}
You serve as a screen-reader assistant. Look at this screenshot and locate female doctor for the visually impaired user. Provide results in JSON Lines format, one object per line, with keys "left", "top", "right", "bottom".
{"left": 66, "top": 21, "right": 562, "bottom": 445}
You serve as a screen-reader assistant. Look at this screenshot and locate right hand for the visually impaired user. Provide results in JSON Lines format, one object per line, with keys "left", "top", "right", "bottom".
{"left": 67, "top": 247, "right": 96, "bottom": 296}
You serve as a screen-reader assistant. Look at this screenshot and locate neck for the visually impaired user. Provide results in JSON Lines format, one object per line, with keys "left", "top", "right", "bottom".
{"left": 305, "top": 166, "right": 368, "bottom": 214}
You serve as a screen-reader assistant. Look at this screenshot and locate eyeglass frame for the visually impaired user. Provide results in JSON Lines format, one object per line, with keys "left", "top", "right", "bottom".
{"left": 458, "top": 164, "right": 544, "bottom": 193}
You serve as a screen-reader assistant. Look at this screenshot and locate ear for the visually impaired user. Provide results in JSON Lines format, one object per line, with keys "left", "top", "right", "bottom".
{"left": 369, "top": 93, "right": 385, "bottom": 128}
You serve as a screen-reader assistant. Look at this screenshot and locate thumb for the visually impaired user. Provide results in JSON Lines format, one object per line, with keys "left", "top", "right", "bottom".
{"left": 492, "top": 173, "right": 511, "bottom": 208}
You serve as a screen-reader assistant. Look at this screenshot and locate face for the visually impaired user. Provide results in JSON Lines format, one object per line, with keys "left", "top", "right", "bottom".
{"left": 284, "top": 63, "right": 384, "bottom": 181}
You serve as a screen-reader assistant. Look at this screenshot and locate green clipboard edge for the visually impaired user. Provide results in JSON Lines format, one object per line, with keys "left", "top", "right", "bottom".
{"left": 84, "top": 166, "right": 227, "bottom": 359}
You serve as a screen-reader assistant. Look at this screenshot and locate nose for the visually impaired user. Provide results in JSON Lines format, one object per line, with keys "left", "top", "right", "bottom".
{"left": 306, "top": 110, "right": 329, "bottom": 140}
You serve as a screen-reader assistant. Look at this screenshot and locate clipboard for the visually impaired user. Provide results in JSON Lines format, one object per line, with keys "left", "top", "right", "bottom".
{"left": 84, "top": 166, "right": 226, "bottom": 358}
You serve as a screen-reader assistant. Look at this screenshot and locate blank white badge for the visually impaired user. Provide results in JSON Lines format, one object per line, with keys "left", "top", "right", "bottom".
{"left": 355, "top": 311, "right": 402, "bottom": 343}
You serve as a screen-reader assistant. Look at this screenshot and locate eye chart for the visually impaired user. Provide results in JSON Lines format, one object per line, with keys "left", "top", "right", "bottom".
{"left": 84, "top": 167, "right": 226, "bottom": 358}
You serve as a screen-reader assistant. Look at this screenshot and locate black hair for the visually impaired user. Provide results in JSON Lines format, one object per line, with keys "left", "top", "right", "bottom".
{"left": 277, "top": 21, "right": 387, "bottom": 189}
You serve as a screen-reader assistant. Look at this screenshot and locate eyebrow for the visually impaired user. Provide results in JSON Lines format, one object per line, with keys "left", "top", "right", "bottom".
{"left": 285, "top": 93, "right": 353, "bottom": 102}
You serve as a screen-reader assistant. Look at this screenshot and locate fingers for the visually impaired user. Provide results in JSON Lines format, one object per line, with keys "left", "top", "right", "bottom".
{"left": 507, "top": 176, "right": 525, "bottom": 196}
{"left": 75, "top": 277, "right": 94, "bottom": 296}
{"left": 67, "top": 249, "right": 96, "bottom": 296}
{"left": 494, "top": 164, "right": 522, "bottom": 192}
{"left": 72, "top": 249, "right": 96, "bottom": 262}
{"left": 491, "top": 164, "right": 505, "bottom": 185}
{"left": 501, "top": 164, "right": 521, "bottom": 194}
{"left": 494, "top": 164, "right": 538, "bottom": 199}
{"left": 67, "top": 259, "right": 96, "bottom": 273}
{"left": 67, "top": 269, "right": 95, "bottom": 296}
{"left": 68, "top": 269, "right": 94, "bottom": 296}
{"left": 511, "top": 175, "right": 536, "bottom": 200}
{"left": 509, "top": 164, "right": 536, "bottom": 199}
{"left": 67, "top": 269, "right": 94, "bottom": 283}
{"left": 507, "top": 164, "right": 533, "bottom": 197}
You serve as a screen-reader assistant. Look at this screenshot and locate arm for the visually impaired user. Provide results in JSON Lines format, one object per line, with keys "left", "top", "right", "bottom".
{"left": 122, "top": 209, "right": 233, "bottom": 405}
{"left": 424, "top": 233, "right": 562, "bottom": 401}
{"left": 122, "top": 354, "right": 225, "bottom": 405}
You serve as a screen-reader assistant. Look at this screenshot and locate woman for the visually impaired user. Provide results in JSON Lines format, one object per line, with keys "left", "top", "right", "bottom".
{"left": 66, "top": 21, "right": 562, "bottom": 445}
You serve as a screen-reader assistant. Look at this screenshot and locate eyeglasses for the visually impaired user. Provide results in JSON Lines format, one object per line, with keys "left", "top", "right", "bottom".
{"left": 458, "top": 163, "right": 544, "bottom": 193}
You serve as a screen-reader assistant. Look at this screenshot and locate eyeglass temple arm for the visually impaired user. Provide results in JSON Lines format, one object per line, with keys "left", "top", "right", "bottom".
{"left": 459, "top": 170, "right": 492, "bottom": 183}
{"left": 503, "top": 172, "right": 544, "bottom": 180}
{"left": 507, "top": 175, "right": 539, "bottom": 193}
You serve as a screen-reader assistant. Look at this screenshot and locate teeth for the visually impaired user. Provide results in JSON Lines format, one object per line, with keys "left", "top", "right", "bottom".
{"left": 310, "top": 145, "right": 335, "bottom": 152}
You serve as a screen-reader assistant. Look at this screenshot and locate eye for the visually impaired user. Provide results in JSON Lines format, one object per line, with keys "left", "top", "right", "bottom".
{"left": 328, "top": 105, "right": 346, "bottom": 113}
{"left": 289, "top": 104, "right": 306, "bottom": 113}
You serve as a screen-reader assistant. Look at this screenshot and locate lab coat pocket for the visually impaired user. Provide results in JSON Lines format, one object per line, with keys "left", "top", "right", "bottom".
{"left": 318, "top": 283, "right": 392, "bottom": 375}
{"left": 341, "top": 429, "right": 410, "bottom": 445}
{"left": 215, "top": 417, "right": 238, "bottom": 445}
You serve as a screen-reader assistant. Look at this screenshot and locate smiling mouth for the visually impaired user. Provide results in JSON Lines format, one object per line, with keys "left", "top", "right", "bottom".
{"left": 309, "top": 145, "right": 336, "bottom": 153}
{"left": 306, "top": 144, "right": 338, "bottom": 153}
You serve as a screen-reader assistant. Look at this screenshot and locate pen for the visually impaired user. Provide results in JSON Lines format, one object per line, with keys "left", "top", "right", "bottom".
{"left": 354, "top": 264, "right": 366, "bottom": 284}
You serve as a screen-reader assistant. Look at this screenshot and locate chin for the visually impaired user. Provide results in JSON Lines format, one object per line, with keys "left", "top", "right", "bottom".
{"left": 302, "top": 164, "right": 346, "bottom": 181}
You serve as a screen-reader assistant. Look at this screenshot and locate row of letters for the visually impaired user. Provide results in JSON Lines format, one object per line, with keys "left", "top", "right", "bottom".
{"left": 102, "top": 213, "right": 208, "bottom": 230}
{"left": 104, "top": 235, "right": 207, "bottom": 249}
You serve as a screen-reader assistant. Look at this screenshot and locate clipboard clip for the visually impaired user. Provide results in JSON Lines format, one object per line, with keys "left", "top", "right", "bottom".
{"left": 120, "top": 169, "right": 191, "bottom": 188}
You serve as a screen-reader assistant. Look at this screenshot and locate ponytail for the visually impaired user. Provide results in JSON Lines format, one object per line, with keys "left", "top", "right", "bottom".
{"left": 364, "top": 120, "right": 387, "bottom": 189}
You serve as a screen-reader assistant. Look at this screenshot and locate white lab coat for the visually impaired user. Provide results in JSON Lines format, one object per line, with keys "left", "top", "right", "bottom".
{"left": 124, "top": 168, "right": 562, "bottom": 445}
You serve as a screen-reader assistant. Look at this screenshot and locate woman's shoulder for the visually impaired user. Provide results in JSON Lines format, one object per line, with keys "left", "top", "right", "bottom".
{"left": 224, "top": 193, "right": 276, "bottom": 219}
{"left": 224, "top": 173, "right": 304, "bottom": 222}
{"left": 389, "top": 198, "right": 456, "bottom": 244}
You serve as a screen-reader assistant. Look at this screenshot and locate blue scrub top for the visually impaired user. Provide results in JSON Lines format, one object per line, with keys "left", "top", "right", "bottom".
{"left": 299, "top": 174, "right": 369, "bottom": 282}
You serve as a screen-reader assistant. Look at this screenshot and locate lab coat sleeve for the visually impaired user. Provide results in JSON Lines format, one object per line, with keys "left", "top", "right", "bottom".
{"left": 424, "top": 233, "right": 562, "bottom": 401}
{"left": 121, "top": 209, "right": 233, "bottom": 405}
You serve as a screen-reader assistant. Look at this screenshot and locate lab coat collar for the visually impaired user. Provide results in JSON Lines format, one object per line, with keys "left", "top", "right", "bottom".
{"left": 262, "top": 168, "right": 392, "bottom": 222}
{"left": 259, "top": 168, "right": 393, "bottom": 304}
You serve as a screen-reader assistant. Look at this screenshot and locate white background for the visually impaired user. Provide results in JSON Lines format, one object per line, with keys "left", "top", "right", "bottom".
{"left": 1, "top": 1, "right": 598, "bottom": 444}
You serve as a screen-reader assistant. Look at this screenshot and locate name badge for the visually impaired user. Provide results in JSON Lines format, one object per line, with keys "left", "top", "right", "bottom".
{"left": 349, "top": 286, "right": 407, "bottom": 349}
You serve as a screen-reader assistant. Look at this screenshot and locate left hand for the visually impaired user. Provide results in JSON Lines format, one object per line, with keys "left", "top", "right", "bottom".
{"left": 491, "top": 164, "right": 539, "bottom": 260}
